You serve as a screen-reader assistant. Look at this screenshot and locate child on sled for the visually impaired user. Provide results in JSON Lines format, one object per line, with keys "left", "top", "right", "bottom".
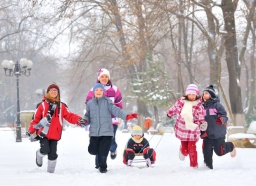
{"left": 123, "top": 125, "right": 156, "bottom": 167}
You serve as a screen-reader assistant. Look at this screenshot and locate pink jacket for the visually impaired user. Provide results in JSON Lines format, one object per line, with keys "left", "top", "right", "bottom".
{"left": 167, "top": 97, "right": 205, "bottom": 141}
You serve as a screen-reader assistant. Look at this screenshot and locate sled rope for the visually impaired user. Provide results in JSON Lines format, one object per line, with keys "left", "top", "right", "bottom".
{"left": 134, "top": 119, "right": 170, "bottom": 158}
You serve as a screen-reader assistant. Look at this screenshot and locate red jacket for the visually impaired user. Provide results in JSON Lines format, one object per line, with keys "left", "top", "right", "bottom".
{"left": 29, "top": 101, "right": 80, "bottom": 140}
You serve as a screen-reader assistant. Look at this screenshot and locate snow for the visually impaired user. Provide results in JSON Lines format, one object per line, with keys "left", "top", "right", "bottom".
{"left": 228, "top": 126, "right": 244, "bottom": 129}
{"left": 248, "top": 121, "right": 256, "bottom": 134}
{"left": 0, "top": 127, "right": 256, "bottom": 186}
{"left": 229, "top": 133, "right": 256, "bottom": 139}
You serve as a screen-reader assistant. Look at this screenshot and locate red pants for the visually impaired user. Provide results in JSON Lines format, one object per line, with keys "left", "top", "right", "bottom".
{"left": 180, "top": 141, "right": 198, "bottom": 167}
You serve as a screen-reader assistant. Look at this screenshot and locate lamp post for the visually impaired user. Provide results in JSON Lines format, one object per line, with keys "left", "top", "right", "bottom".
{"left": 1, "top": 58, "right": 33, "bottom": 142}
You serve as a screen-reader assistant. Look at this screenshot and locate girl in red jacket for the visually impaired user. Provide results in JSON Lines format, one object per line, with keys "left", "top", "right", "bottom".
{"left": 27, "top": 83, "right": 86, "bottom": 173}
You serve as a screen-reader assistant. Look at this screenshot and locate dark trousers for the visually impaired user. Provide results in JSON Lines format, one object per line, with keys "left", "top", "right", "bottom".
{"left": 203, "top": 137, "right": 234, "bottom": 169}
{"left": 39, "top": 138, "right": 58, "bottom": 160}
{"left": 88, "top": 136, "right": 112, "bottom": 169}
{"left": 109, "top": 125, "right": 118, "bottom": 152}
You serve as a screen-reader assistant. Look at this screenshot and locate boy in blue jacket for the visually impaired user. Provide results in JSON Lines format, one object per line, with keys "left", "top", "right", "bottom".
{"left": 201, "top": 85, "right": 236, "bottom": 169}
{"left": 84, "top": 83, "right": 138, "bottom": 173}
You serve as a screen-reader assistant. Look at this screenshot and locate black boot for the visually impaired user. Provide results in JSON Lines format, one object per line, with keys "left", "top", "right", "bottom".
{"left": 110, "top": 151, "right": 117, "bottom": 159}
{"left": 99, "top": 167, "right": 107, "bottom": 173}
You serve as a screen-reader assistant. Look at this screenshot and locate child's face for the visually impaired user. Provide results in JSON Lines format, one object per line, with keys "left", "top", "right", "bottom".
{"left": 94, "top": 88, "right": 104, "bottom": 98}
{"left": 49, "top": 88, "right": 58, "bottom": 98}
{"left": 133, "top": 135, "right": 142, "bottom": 140}
{"left": 187, "top": 94, "right": 196, "bottom": 101}
{"left": 99, "top": 74, "right": 109, "bottom": 85}
{"left": 203, "top": 91, "right": 211, "bottom": 101}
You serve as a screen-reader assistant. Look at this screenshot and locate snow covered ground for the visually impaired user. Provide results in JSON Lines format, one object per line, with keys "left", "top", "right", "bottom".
{"left": 0, "top": 127, "right": 255, "bottom": 186}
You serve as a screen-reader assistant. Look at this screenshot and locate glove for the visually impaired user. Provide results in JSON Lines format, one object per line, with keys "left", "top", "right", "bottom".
{"left": 26, "top": 131, "right": 38, "bottom": 142}
{"left": 126, "top": 113, "right": 138, "bottom": 120}
{"left": 127, "top": 159, "right": 133, "bottom": 166}
{"left": 216, "top": 116, "right": 224, "bottom": 125}
{"left": 200, "top": 131, "right": 208, "bottom": 139}
{"left": 26, "top": 131, "right": 31, "bottom": 137}
{"left": 200, "top": 122, "right": 208, "bottom": 131}
{"left": 77, "top": 118, "right": 87, "bottom": 126}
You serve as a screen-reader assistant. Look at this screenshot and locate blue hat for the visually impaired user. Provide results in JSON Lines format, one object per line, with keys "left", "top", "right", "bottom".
{"left": 93, "top": 83, "right": 105, "bottom": 93}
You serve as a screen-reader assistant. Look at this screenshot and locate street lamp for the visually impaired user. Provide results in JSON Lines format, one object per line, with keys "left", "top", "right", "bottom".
{"left": 1, "top": 58, "right": 33, "bottom": 142}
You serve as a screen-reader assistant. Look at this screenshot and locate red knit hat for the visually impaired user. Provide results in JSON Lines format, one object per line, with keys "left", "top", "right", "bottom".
{"left": 47, "top": 83, "right": 60, "bottom": 93}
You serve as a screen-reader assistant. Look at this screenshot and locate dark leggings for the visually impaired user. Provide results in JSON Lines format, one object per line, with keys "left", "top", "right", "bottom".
{"left": 39, "top": 138, "right": 58, "bottom": 160}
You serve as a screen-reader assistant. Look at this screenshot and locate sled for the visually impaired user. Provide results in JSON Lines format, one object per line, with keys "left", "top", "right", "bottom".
{"left": 129, "top": 154, "right": 152, "bottom": 169}
{"left": 228, "top": 133, "right": 256, "bottom": 148}
{"left": 230, "top": 139, "right": 256, "bottom": 148}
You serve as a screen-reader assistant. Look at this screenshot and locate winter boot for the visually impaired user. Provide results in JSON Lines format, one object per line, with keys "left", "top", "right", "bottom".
{"left": 127, "top": 159, "right": 133, "bottom": 166}
{"left": 204, "top": 161, "right": 213, "bottom": 169}
{"left": 99, "top": 167, "right": 107, "bottom": 173}
{"left": 36, "top": 150, "right": 45, "bottom": 167}
{"left": 146, "top": 158, "right": 151, "bottom": 167}
{"left": 110, "top": 151, "right": 117, "bottom": 160}
{"left": 230, "top": 143, "right": 236, "bottom": 157}
{"left": 179, "top": 146, "right": 185, "bottom": 161}
{"left": 47, "top": 160, "right": 57, "bottom": 173}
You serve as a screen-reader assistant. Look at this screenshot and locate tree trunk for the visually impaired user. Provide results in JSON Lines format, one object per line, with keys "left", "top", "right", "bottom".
{"left": 202, "top": 0, "right": 218, "bottom": 85}
{"left": 221, "top": 0, "right": 244, "bottom": 126}
{"left": 246, "top": 30, "right": 256, "bottom": 119}
{"left": 240, "top": 1, "right": 256, "bottom": 119}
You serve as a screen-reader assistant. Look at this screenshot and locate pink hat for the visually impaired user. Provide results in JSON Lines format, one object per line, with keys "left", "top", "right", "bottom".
{"left": 97, "top": 68, "right": 110, "bottom": 80}
{"left": 185, "top": 84, "right": 199, "bottom": 95}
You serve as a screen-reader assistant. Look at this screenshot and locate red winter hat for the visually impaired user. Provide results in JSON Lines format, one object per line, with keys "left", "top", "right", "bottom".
{"left": 47, "top": 83, "right": 60, "bottom": 93}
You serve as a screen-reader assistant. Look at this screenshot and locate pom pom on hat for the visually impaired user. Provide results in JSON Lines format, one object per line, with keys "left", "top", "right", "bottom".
{"left": 204, "top": 85, "right": 217, "bottom": 100}
{"left": 97, "top": 68, "right": 110, "bottom": 80}
{"left": 93, "top": 83, "right": 105, "bottom": 93}
{"left": 47, "top": 83, "right": 60, "bottom": 93}
{"left": 132, "top": 125, "right": 143, "bottom": 136}
{"left": 185, "top": 84, "right": 200, "bottom": 95}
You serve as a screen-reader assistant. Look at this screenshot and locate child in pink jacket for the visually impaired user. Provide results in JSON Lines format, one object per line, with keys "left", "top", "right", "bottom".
{"left": 167, "top": 84, "right": 207, "bottom": 168}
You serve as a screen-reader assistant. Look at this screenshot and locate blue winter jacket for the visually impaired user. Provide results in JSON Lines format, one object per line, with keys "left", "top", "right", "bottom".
{"left": 203, "top": 98, "right": 228, "bottom": 139}
{"left": 84, "top": 96, "right": 127, "bottom": 137}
